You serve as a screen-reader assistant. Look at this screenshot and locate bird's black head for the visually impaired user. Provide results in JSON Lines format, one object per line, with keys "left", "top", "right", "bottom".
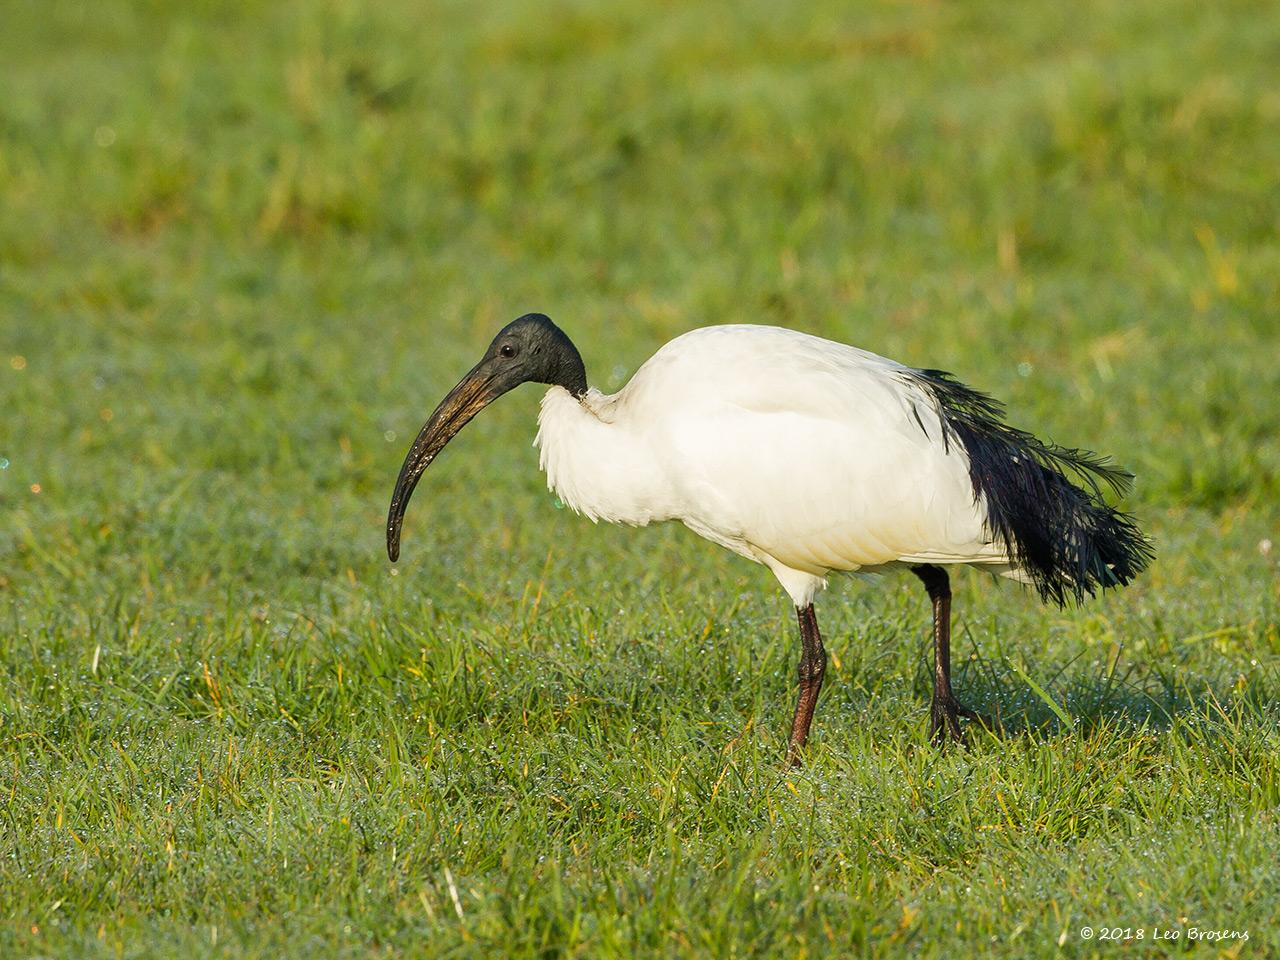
{"left": 385, "top": 313, "right": 586, "bottom": 561}
{"left": 481, "top": 313, "right": 587, "bottom": 400}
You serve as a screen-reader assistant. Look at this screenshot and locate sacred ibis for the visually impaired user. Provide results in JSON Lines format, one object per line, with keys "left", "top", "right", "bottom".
{"left": 387, "top": 314, "right": 1150, "bottom": 760}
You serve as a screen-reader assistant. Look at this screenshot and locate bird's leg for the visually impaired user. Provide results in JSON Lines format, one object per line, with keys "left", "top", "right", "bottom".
{"left": 911, "top": 565, "right": 978, "bottom": 746}
{"left": 786, "top": 604, "right": 827, "bottom": 766}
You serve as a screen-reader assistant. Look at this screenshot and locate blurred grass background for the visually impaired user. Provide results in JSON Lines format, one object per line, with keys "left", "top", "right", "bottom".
{"left": 2, "top": 0, "right": 1278, "bottom": 956}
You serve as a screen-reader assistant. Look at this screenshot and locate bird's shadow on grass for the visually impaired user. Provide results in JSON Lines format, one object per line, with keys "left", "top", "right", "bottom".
{"left": 926, "top": 624, "right": 1275, "bottom": 745}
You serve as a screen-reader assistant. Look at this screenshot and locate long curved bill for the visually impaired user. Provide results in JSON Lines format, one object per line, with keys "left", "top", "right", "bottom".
{"left": 386, "top": 361, "right": 498, "bottom": 561}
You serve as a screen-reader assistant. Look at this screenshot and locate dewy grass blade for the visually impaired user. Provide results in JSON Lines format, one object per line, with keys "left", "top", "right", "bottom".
{"left": 1010, "top": 662, "right": 1074, "bottom": 729}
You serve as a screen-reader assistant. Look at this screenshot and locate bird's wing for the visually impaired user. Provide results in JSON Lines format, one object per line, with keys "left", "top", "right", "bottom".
{"left": 629, "top": 326, "right": 1004, "bottom": 574}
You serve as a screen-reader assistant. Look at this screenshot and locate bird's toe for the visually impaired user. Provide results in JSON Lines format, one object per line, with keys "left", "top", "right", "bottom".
{"left": 929, "top": 698, "right": 974, "bottom": 748}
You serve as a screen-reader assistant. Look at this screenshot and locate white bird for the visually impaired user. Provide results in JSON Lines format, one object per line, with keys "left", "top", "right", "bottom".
{"left": 388, "top": 314, "right": 1150, "bottom": 760}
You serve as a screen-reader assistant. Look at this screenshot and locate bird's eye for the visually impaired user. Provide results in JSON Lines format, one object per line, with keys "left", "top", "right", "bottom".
{"left": 499, "top": 344, "right": 516, "bottom": 358}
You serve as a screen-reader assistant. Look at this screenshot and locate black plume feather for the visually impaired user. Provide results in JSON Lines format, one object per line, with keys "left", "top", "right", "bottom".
{"left": 907, "top": 369, "right": 1153, "bottom": 606}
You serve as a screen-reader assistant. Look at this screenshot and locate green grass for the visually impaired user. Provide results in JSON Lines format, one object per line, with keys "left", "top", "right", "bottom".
{"left": 2, "top": 0, "right": 1279, "bottom": 956}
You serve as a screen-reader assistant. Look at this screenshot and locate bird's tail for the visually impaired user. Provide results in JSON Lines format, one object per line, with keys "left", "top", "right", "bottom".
{"left": 910, "top": 369, "right": 1153, "bottom": 606}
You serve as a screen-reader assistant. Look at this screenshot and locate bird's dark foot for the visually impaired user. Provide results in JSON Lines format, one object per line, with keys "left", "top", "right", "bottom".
{"left": 929, "top": 697, "right": 986, "bottom": 747}
{"left": 785, "top": 738, "right": 808, "bottom": 768}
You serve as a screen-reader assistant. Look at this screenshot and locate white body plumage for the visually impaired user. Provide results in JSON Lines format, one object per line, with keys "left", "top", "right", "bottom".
{"left": 535, "top": 324, "right": 1015, "bottom": 607}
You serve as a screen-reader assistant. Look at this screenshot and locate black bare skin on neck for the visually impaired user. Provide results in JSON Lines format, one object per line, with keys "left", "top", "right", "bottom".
{"left": 485, "top": 313, "right": 588, "bottom": 399}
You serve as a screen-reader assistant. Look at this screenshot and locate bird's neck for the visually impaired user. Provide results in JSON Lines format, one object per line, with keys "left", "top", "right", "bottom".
{"left": 534, "top": 386, "right": 674, "bottom": 527}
